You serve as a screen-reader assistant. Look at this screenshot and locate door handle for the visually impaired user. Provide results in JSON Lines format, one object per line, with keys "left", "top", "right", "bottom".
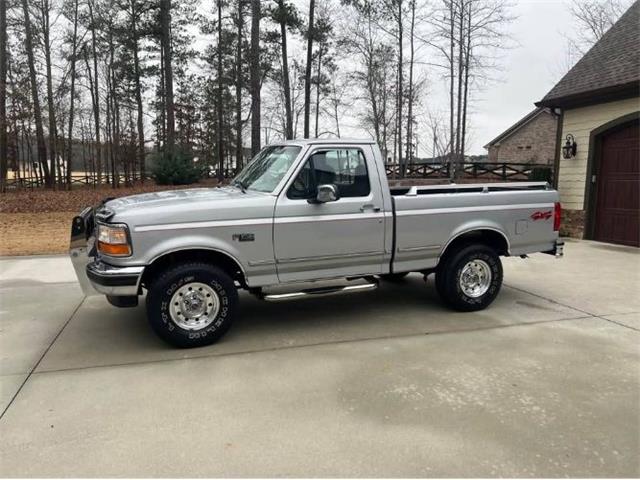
{"left": 360, "top": 204, "right": 381, "bottom": 212}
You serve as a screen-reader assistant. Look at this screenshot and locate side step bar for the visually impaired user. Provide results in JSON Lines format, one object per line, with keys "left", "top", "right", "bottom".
{"left": 262, "top": 279, "right": 378, "bottom": 302}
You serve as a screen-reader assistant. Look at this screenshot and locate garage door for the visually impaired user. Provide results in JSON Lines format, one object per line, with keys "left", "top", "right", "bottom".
{"left": 594, "top": 120, "right": 639, "bottom": 247}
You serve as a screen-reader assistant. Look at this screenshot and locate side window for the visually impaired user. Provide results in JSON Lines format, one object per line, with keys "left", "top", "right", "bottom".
{"left": 287, "top": 160, "right": 314, "bottom": 199}
{"left": 287, "top": 148, "right": 370, "bottom": 199}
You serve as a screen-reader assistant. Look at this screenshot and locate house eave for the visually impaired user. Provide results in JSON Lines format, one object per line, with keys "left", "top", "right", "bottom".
{"left": 535, "top": 81, "right": 640, "bottom": 110}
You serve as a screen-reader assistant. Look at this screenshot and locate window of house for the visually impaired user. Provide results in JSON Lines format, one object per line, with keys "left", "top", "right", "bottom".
{"left": 287, "top": 148, "right": 370, "bottom": 200}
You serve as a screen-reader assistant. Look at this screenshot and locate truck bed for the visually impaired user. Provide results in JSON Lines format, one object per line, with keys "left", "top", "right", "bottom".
{"left": 390, "top": 182, "right": 559, "bottom": 274}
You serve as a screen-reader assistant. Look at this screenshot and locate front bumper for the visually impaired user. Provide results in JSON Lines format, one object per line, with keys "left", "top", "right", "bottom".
{"left": 69, "top": 206, "right": 144, "bottom": 296}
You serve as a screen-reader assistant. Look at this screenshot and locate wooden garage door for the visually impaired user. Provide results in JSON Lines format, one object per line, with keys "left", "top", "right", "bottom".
{"left": 594, "top": 120, "right": 640, "bottom": 247}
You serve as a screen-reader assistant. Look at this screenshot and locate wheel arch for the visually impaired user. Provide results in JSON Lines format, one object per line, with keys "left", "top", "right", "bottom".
{"left": 439, "top": 227, "right": 510, "bottom": 263}
{"left": 141, "top": 247, "right": 248, "bottom": 289}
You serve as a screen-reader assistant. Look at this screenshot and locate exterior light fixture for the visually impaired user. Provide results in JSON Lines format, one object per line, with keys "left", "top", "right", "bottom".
{"left": 562, "top": 134, "right": 577, "bottom": 159}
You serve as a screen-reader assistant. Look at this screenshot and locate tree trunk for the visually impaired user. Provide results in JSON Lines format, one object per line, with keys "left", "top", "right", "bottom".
{"left": 66, "top": 0, "right": 80, "bottom": 189}
{"left": 42, "top": 0, "right": 60, "bottom": 186}
{"left": 86, "top": 1, "right": 102, "bottom": 185}
{"left": 216, "top": 0, "right": 224, "bottom": 181}
{"left": 448, "top": 0, "right": 455, "bottom": 181}
{"left": 278, "top": 0, "right": 293, "bottom": 139}
{"left": 0, "top": 0, "right": 7, "bottom": 192}
{"left": 235, "top": 1, "right": 244, "bottom": 168}
{"left": 130, "top": 0, "right": 145, "bottom": 182}
{"left": 21, "top": 0, "right": 51, "bottom": 186}
{"left": 455, "top": 0, "right": 464, "bottom": 178}
{"left": 303, "top": 0, "right": 314, "bottom": 138}
{"left": 461, "top": 2, "right": 471, "bottom": 160}
{"left": 314, "top": 48, "right": 322, "bottom": 138}
{"left": 405, "top": 0, "right": 415, "bottom": 167}
{"left": 160, "top": 0, "right": 175, "bottom": 154}
{"left": 397, "top": 0, "right": 403, "bottom": 177}
{"left": 249, "top": 0, "right": 261, "bottom": 156}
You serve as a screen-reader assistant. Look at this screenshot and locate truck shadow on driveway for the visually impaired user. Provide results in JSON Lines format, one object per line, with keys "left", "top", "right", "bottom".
{"left": 33, "top": 274, "right": 587, "bottom": 374}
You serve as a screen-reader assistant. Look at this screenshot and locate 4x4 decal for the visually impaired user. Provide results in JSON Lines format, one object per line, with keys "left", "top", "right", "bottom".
{"left": 531, "top": 210, "right": 553, "bottom": 221}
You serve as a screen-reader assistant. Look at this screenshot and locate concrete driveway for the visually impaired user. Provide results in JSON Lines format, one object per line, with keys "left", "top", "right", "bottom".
{"left": 0, "top": 239, "right": 638, "bottom": 477}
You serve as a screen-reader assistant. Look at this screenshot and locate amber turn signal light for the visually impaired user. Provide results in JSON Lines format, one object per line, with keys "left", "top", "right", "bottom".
{"left": 97, "top": 241, "right": 132, "bottom": 256}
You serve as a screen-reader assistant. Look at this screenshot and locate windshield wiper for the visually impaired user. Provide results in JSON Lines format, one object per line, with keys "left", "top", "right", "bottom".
{"left": 232, "top": 179, "right": 247, "bottom": 193}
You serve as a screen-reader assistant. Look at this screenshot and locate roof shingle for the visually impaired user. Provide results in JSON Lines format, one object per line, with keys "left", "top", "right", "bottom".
{"left": 537, "top": 1, "right": 640, "bottom": 108}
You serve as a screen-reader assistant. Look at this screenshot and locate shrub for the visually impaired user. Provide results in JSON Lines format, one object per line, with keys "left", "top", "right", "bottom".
{"left": 152, "top": 150, "right": 203, "bottom": 185}
{"left": 529, "top": 166, "right": 553, "bottom": 183}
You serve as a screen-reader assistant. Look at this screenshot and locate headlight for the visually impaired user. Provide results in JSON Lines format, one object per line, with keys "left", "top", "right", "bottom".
{"left": 97, "top": 223, "right": 132, "bottom": 256}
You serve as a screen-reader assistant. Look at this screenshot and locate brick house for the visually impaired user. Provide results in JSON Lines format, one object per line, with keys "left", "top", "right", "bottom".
{"left": 536, "top": 1, "right": 639, "bottom": 246}
{"left": 484, "top": 107, "right": 558, "bottom": 164}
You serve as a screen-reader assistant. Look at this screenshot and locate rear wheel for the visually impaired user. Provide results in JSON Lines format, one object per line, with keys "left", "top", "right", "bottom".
{"left": 146, "top": 262, "right": 238, "bottom": 348}
{"left": 435, "top": 244, "right": 502, "bottom": 311}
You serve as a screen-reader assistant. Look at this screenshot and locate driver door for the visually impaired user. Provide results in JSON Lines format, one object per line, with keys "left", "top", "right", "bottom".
{"left": 273, "top": 146, "right": 386, "bottom": 283}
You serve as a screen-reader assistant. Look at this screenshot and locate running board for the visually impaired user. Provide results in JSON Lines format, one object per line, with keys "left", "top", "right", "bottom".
{"left": 262, "top": 280, "right": 378, "bottom": 302}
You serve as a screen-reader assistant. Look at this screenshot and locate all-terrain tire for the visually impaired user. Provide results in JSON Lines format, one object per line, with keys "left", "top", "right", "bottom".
{"left": 146, "top": 262, "right": 238, "bottom": 348}
{"left": 435, "top": 244, "right": 503, "bottom": 312}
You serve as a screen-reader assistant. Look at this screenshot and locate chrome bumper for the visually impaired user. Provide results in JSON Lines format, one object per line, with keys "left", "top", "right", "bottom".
{"left": 69, "top": 207, "right": 143, "bottom": 296}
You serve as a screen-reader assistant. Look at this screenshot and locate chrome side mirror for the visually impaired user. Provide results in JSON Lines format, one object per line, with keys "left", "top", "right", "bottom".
{"left": 315, "top": 184, "right": 340, "bottom": 203}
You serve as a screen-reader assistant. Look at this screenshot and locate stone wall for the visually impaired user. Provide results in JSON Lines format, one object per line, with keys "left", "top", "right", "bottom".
{"left": 561, "top": 209, "right": 586, "bottom": 238}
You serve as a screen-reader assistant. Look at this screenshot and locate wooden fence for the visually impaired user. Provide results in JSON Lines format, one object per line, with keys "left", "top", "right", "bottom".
{"left": 386, "top": 162, "right": 553, "bottom": 182}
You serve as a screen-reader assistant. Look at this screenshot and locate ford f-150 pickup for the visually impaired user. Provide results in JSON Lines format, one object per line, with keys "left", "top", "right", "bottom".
{"left": 70, "top": 138, "right": 564, "bottom": 348}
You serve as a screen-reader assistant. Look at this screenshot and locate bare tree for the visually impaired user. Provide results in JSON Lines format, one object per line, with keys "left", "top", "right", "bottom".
{"left": 0, "top": 0, "right": 7, "bottom": 191}
{"left": 303, "top": 0, "right": 315, "bottom": 138}
{"left": 36, "top": 0, "right": 60, "bottom": 185}
{"left": 569, "top": 0, "right": 633, "bottom": 53}
{"left": 273, "top": 0, "right": 297, "bottom": 140}
{"left": 234, "top": 0, "right": 245, "bottom": 167}
{"left": 216, "top": 0, "right": 224, "bottom": 180}
{"left": 405, "top": 0, "right": 416, "bottom": 166}
{"left": 21, "top": 0, "right": 51, "bottom": 186}
{"left": 65, "top": 0, "right": 80, "bottom": 188}
{"left": 250, "top": 0, "right": 261, "bottom": 155}
{"left": 424, "top": 0, "right": 514, "bottom": 179}
{"left": 160, "top": 0, "right": 175, "bottom": 153}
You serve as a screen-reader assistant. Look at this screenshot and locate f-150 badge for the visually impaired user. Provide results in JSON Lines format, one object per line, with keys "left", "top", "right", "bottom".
{"left": 232, "top": 233, "right": 255, "bottom": 242}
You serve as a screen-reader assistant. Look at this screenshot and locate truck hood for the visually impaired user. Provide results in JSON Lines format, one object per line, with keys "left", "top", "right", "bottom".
{"left": 104, "top": 186, "right": 274, "bottom": 226}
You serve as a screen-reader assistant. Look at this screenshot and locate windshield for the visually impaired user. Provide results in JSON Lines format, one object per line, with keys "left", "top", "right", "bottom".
{"left": 233, "top": 145, "right": 302, "bottom": 193}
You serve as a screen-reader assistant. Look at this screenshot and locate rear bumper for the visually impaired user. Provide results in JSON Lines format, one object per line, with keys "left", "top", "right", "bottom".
{"left": 543, "top": 239, "right": 564, "bottom": 258}
{"left": 69, "top": 206, "right": 144, "bottom": 296}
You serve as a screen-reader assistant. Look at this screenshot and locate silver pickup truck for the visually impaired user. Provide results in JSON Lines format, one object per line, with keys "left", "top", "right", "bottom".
{"left": 70, "top": 138, "right": 563, "bottom": 348}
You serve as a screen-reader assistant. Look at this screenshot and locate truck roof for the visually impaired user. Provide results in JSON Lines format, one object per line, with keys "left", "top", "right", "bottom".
{"left": 272, "top": 138, "right": 377, "bottom": 147}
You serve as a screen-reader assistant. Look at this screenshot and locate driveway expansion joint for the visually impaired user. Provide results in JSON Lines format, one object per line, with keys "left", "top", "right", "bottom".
{"left": 30, "top": 314, "right": 594, "bottom": 377}
{"left": 0, "top": 296, "right": 86, "bottom": 421}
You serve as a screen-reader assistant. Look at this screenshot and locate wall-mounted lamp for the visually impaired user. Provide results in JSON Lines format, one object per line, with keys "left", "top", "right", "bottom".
{"left": 562, "top": 134, "right": 577, "bottom": 159}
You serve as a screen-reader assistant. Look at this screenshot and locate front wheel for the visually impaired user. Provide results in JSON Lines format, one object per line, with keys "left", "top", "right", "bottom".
{"left": 146, "top": 262, "right": 238, "bottom": 348}
{"left": 435, "top": 244, "right": 503, "bottom": 311}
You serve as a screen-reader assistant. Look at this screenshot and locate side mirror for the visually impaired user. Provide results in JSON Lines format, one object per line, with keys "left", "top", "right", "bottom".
{"left": 314, "top": 184, "right": 340, "bottom": 203}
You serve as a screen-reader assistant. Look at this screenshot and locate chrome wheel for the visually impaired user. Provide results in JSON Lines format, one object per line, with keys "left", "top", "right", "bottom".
{"left": 169, "top": 282, "right": 220, "bottom": 331}
{"left": 459, "top": 259, "right": 492, "bottom": 298}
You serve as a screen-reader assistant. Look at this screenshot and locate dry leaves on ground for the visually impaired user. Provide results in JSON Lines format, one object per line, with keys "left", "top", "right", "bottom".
{"left": 0, "top": 179, "right": 219, "bottom": 214}
{"left": 0, "top": 212, "right": 75, "bottom": 256}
